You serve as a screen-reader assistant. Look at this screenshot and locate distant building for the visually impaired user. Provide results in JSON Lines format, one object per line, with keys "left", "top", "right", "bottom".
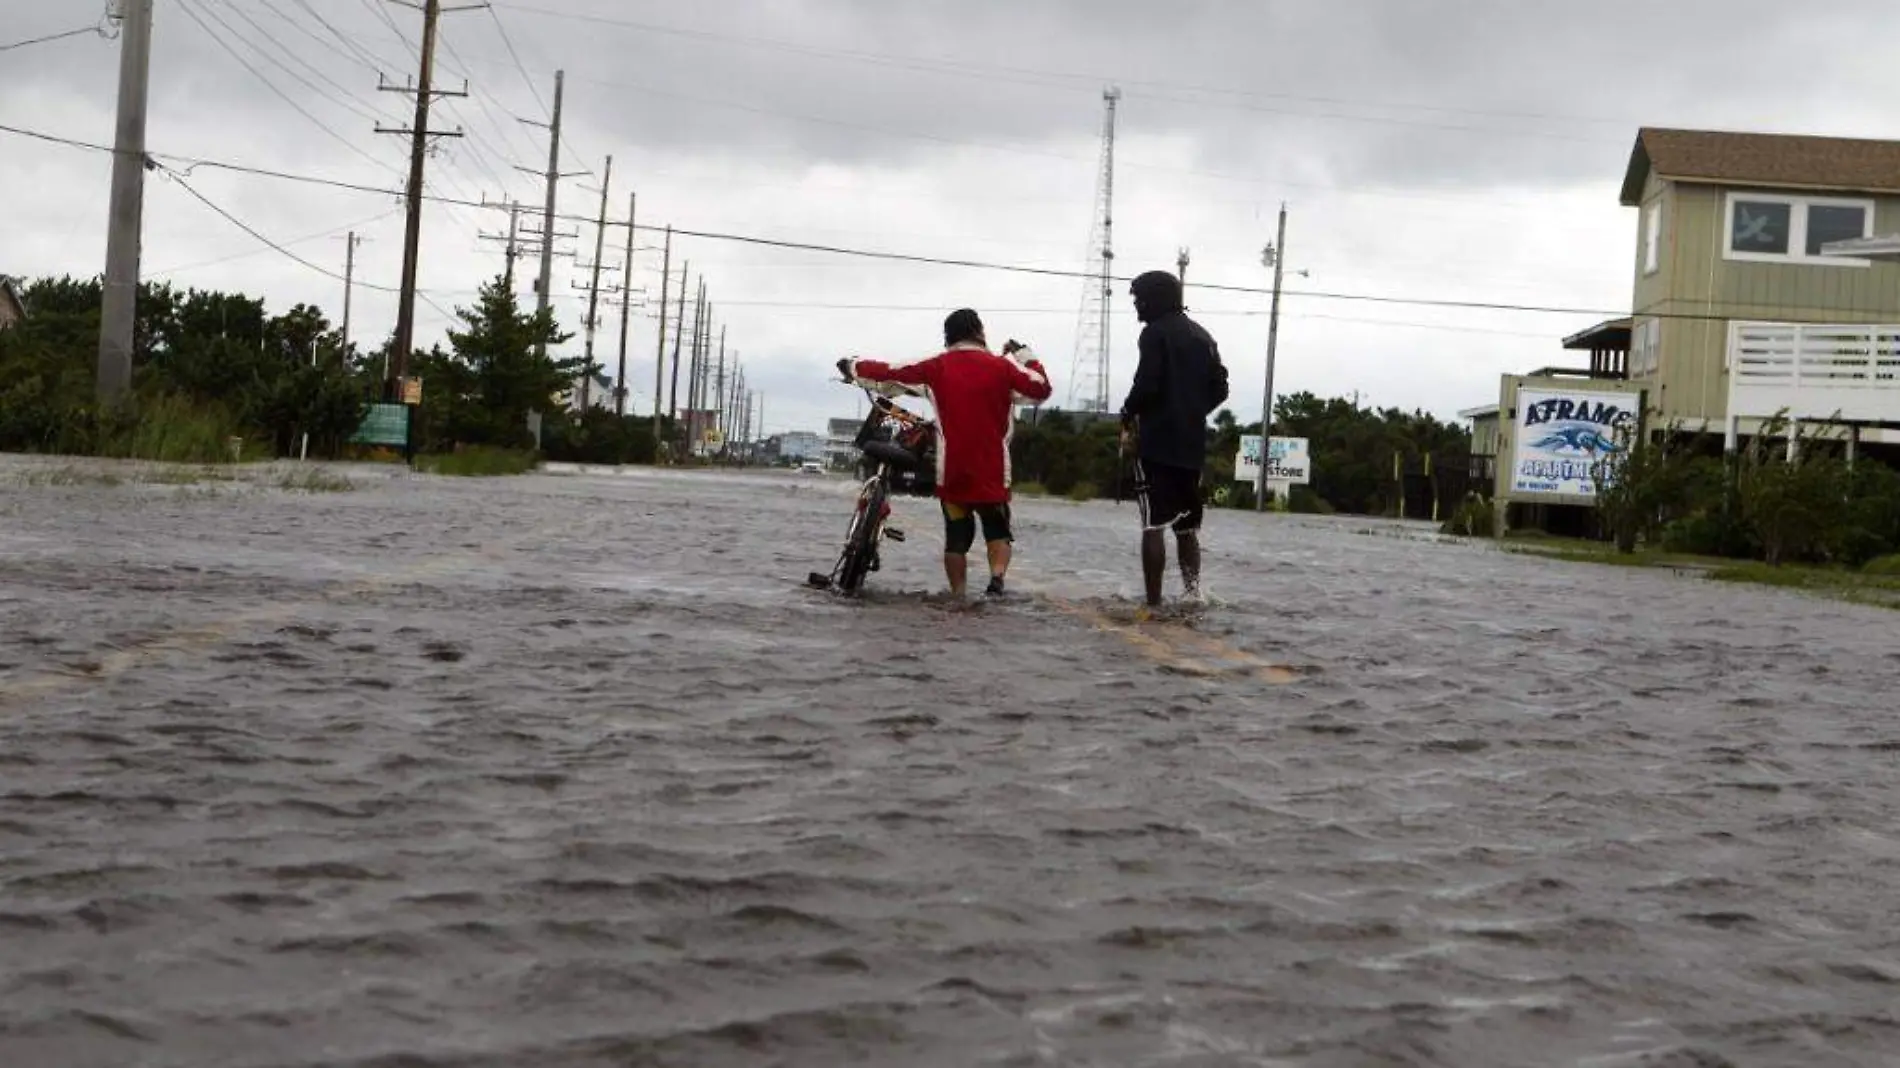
{"left": 776, "top": 431, "right": 824, "bottom": 462}
{"left": 825, "top": 417, "right": 861, "bottom": 468}
{"left": 0, "top": 276, "right": 26, "bottom": 331}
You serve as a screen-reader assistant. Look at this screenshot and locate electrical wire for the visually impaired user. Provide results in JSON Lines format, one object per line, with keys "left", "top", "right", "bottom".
{"left": 487, "top": 2, "right": 1630, "bottom": 143}
{"left": 2, "top": 119, "right": 1849, "bottom": 330}
{"left": 175, "top": 0, "right": 401, "bottom": 176}
{"left": 0, "top": 23, "right": 104, "bottom": 52}
{"left": 157, "top": 164, "right": 399, "bottom": 292}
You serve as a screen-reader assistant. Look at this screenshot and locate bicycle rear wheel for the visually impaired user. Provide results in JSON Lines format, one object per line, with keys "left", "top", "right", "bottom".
{"left": 835, "top": 479, "right": 887, "bottom": 596}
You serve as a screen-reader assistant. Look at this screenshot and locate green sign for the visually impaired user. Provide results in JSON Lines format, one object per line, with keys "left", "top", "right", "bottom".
{"left": 350, "top": 403, "right": 410, "bottom": 447}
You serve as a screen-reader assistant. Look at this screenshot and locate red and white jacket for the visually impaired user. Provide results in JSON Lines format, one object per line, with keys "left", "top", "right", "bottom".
{"left": 847, "top": 343, "right": 1053, "bottom": 505}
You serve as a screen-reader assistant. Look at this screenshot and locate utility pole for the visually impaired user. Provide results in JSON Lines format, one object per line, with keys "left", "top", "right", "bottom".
{"left": 714, "top": 327, "right": 727, "bottom": 449}
{"left": 478, "top": 200, "right": 524, "bottom": 288}
{"left": 97, "top": 0, "right": 154, "bottom": 406}
{"left": 688, "top": 284, "right": 708, "bottom": 454}
{"left": 576, "top": 155, "right": 613, "bottom": 413}
{"left": 375, "top": 0, "right": 471, "bottom": 401}
{"left": 651, "top": 227, "right": 671, "bottom": 442}
{"left": 667, "top": 259, "right": 689, "bottom": 422}
{"left": 615, "top": 191, "right": 636, "bottom": 417}
{"left": 339, "top": 231, "right": 364, "bottom": 356}
{"left": 1177, "top": 247, "right": 1190, "bottom": 296}
{"left": 1256, "top": 202, "right": 1288, "bottom": 514}
{"left": 519, "top": 70, "right": 570, "bottom": 359}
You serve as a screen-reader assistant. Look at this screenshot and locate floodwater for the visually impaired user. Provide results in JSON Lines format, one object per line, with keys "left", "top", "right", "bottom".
{"left": 3, "top": 457, "right": 1898, "bottom": 1068}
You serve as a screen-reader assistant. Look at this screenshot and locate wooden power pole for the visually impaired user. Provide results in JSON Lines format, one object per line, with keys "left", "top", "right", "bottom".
{"left": 98, "top": 0, "right": 154, "bottom": 405}
{"left": 375, "top": 0, "right": 472, "bottom": 397}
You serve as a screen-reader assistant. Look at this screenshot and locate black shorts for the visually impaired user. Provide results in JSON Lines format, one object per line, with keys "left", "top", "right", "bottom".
{"left": 942, "top": 501, "right": 1012, "bottom": 554}
{"left": 1134, "top": 460, "right": 1203, "bottom": 532}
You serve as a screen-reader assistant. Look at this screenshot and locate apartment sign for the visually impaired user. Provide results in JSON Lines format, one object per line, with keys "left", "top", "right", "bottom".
{"left": 1510, "top": 388, "right": 1635, "bottom": 499}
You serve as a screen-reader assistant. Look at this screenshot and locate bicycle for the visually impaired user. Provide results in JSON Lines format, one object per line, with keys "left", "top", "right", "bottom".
{"left": 806, "top": 374, "right": 938, "bottom": 597}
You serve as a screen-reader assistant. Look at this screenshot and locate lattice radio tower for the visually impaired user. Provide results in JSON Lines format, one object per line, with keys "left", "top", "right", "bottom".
{"left": 1067, "top": 87, "right": 1120, "bottom": 413}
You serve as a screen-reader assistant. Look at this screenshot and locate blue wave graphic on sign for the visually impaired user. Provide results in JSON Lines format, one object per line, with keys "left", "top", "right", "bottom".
{"left": 1528, "top": 423, "right": 1622, "bottom": 455}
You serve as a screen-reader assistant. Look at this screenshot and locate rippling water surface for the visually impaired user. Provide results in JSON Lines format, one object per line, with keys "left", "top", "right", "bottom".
{"left": 4, "top": 459, "right": 1899, "bottom": 1067}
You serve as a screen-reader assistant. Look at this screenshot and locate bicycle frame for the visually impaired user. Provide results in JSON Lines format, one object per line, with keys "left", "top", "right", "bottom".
{"left": 807, "top": 384, "right": 936, "bottom": 595}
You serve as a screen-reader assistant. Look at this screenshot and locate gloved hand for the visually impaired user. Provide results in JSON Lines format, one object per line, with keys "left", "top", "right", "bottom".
{"left": 1002, "top": 339, "right": 1035, "bottom": 364}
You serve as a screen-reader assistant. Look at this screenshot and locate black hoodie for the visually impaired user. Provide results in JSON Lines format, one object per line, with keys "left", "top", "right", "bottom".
{"left": 1120, "top": 294, "right": 1230, "bottom": 472}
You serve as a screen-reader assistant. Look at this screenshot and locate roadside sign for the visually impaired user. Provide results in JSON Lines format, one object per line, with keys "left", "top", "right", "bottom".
{"left": 1235, "top": 435, "right": 1311, "bottom": 485}
{"left": 349, "top": 403, "right": 410, "bottom": 447}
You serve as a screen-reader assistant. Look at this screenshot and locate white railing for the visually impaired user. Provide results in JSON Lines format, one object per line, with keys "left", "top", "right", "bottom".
{"left": 1727, "top": 321, "right": 1900, "bottom": 423}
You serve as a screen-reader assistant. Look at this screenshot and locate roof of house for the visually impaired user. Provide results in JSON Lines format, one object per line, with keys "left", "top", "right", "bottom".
{"left": 1621, "top": 127, "right": 1900, "bottom": 205}
{"left": 1562, "top": 318, "right": 1632, "bottom": 351}
{"left": 0, "top": 275, "right": 25, "bottom": 320}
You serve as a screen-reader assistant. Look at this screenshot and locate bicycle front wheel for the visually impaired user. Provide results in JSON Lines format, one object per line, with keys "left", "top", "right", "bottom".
{"left": 835, "top": 479, "right": 888, "bottom": 596}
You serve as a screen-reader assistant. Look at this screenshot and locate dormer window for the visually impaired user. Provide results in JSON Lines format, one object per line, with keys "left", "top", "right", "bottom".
{"left": 1725, "top": 192, "right": 1874, "bottom": 265}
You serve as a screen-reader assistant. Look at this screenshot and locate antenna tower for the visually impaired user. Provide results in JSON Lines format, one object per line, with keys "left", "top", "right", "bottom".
{"left": 1067, "top": 87, "right": 1120, "bottom": 413}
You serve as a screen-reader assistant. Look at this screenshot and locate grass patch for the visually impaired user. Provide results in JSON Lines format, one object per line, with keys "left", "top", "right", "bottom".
{"left": 1864, "top": 554, "right": 1900, "bottom": 577}
{"left": 1014, "top": 481, "right": 1048, "bottom": 498}
{"left": 1501, "top": 532, "right": 1900, "bottom": 609}
{"left": 417, "top": 447, "right": 539, "bottom": 477}
{"left": 10, "top": 465, "right": 124, "bottom": 488}
{"left": 99, "top": 393, "right": 247, "bottom": 464}
{"left": 275, "top": 468, "right": 355, "bottom": 493}
{"left": 1067, "top": 481, "right": 1098, "bottom": 503}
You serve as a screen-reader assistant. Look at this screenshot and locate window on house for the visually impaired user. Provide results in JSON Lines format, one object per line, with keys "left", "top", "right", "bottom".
{"left": 1643, "top": 202, "right": 1661, "bottom": 275}
{"left": 1725, "top": 193, "right": 1874, "bottom": 264}
{"left": 1631, "top": 317, "right": 1660, "bottom": 377}
{"left": 1807, "top": 204, "right": 1870, "bottom": 256}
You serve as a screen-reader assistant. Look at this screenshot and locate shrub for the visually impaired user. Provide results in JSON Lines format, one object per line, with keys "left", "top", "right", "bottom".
{"left": 1440, "top": 494, "right": 1495, "bottom": 538}
{"left": 418, "top": 446, "right": 539, "bottom": 477}
{"left": 1661, "top": 511, "right": 1757, "bottom": 559}
{"left": 1288, "top": 485, "right": 1335, "bottom": 515}
{"left": 1864, "top": 554, "right": 1900, "bottom": 576}
{"left": 1014, "top": 481, "right": 1047, "bottom": 498}
{"left": 1067, "top": 481, "right": 1098, "bottom": 502}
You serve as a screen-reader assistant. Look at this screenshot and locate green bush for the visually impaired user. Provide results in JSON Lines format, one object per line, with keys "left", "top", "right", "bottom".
{"left": 418, "top": 446, "right": 539, "bottom": 477}
{"left": 1864, "top": 554, "right": 1900, "bottom": 576}
{"left": 1014, "top": 481, "right": 1047, "bottom": 498}
{"left": 1288, "top": 485, "right": 1335, "bottom": 515}
{"left": 1661, "top": 511, "right": 1758, "bottom": 559}
{"left": 1440, "top": 494, "right": 1495, "bottom": 538}
{"left": 1067, "top": 481, "right": 1099, "bottom": 502}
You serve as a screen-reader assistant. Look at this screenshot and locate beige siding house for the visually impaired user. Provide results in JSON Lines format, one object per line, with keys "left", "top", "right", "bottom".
{"left": 1622, "top": 128, "right": 1900, "bottom": 437}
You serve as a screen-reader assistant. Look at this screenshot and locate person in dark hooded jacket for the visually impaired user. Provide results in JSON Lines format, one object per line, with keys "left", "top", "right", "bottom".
{"left": 1119, "top": 270, "right": 1229, "bottom": 606}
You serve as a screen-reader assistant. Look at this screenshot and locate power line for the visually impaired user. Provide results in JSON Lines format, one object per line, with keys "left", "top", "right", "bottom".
{"left": 0, "top": 23, "right": 105, "bottom": 52}
{"left": 157, "top": 164, "right": 398, "bottom": 292}
{"left": 146, "top": 207, "right": 401, "bottom": 275}
{"left": 487, "top": 2, "right": 1629, "bottom": 143}
{"left": 486, "top": 4, "right": 550, "bottom": 116}
{"left": 205, "top": 0, "right": 400, "bottom": 125}
{"left": 176, "top": 0, "right": 400, "bottom": 176}
{"left": 0, "top": 119, "right": 1838, "bottom": 330}
{"left": 282, "top": 0, "right": 399, "bottom": 73}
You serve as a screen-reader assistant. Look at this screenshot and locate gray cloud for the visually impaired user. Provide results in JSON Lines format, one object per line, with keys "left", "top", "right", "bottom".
{"left": 5, "top": 0, "right": 1900, "bottom": 438}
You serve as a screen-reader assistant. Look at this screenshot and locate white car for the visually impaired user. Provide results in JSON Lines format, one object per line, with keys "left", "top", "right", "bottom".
{"left": 799, "top": 461, "right": 825, "bottom": 475}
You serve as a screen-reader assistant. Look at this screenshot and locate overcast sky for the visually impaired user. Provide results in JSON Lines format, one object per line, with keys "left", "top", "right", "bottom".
{"left": 6, "top": 0, "right": 1900, "bottom": 438}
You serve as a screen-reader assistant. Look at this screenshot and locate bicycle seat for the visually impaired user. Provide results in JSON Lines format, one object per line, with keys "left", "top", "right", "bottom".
{"left": 861, "top": 439, "right": 922, "bottom": 471}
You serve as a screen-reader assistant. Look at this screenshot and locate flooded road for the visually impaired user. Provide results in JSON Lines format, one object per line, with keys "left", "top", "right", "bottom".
{"left": 4, "top": 458, "right": 1899, "bottom": 1067}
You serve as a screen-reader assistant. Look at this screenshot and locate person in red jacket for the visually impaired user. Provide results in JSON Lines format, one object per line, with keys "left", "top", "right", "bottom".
{"left": 841, "top": 309, "right": 1053, "bottom": 598}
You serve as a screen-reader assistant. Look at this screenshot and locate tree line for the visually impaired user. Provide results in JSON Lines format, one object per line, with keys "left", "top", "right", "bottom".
{"left": 0, "top": 272, "right": 672, "bottom": 465}
{"left": 1006, "top": 391, "right": 1472, "bottom": 515}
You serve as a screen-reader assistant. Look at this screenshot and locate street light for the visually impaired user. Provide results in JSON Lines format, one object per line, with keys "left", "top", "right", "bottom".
{"left": 1254, "top": 209, "right": 1310, "bottom": 513}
